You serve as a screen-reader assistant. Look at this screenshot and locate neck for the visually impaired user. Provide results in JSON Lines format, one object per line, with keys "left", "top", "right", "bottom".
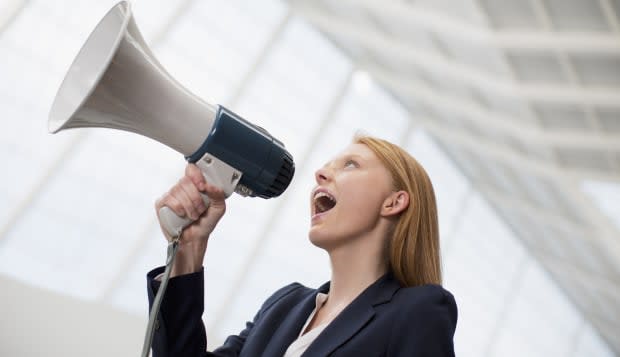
{"left": 325, "top": 230, "right": 389, "bottom": 308}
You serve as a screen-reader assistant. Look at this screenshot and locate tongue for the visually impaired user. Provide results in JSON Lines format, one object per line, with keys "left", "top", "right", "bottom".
{"left": 317, "top": 196, "right": 336, "bottom": 213}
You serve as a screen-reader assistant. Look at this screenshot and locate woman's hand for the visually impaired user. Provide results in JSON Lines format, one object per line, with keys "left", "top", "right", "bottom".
{"left": 155, "top": 163, "right": 227, "bottom": 276}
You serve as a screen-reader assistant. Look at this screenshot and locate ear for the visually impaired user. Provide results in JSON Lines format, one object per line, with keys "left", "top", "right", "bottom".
{"left": 381, "top": 191, "right": 409, "bottom": 217}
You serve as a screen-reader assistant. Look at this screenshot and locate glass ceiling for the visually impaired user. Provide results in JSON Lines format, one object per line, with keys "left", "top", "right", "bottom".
{"left": 0, "top": 1, "right": 616, "bottom": 356}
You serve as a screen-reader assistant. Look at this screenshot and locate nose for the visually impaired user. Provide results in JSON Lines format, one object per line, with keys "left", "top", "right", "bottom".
{"left": 315, "top": 166, "right": 331, "bottom": 184}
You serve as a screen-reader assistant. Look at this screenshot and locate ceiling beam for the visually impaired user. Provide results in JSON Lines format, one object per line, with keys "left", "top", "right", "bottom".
{"left": 0, "top": 0, "right": 28, "bottom": 35}
{"left": 293, "top": 3, "right": 620, "bottom": 108}
{"left": 540, "top": 254, "right": 620, "bottom": 356}
{"left": 476, "top": 184, "right": 592, "bottom": 235}
{"left": 529, "top": 0, "right": 616, "bottom": 171}
{"left": 599, "top": 0, "right": 620, "bottom": 32}
{"left": 543, "top": 255, "right": 620, "bottom": 321}
{"left": 98, "top": 0, "right": 198, "bottom": 301}
{"left": 294, "top": 0, "right": 620, "bottom": 55}
{"left": 367, "top": 63, "right": 620, "bottom": 151}
{"left": 529, "top": 0, "right": 620, "bottom": 276}
{"left": 413, "top": 115, "right": 620, "bottom": 182}
{"left": 207, "top": 11, "right": 349, "bottom": 330}
{"left": 484, "top": 182, "right": 620, "bottom": 274}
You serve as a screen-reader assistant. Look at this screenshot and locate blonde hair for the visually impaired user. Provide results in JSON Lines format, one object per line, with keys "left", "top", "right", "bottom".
{"left": 355, "top": 135, "right": 442, "bottom": 287}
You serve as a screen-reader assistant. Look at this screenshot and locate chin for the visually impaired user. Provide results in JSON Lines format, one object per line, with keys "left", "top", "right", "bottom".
{"left": 308, "top": 227, "right": 351, "bottom": 252}
{"left": 308, "top": 229, "right": 325, "bottom": 247}
{"left": 308, "top": 228, "right": 333, "bottom": 249}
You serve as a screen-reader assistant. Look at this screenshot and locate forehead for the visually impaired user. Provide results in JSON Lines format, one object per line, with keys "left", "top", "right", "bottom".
{"left": 339, "top": 142, "right": 373, "bottom": 155}
{"left": 329, "top": 143, "right": 379, "bottom": 163}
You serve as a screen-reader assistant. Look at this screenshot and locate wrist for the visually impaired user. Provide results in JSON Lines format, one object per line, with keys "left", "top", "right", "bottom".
{"left": 170, "top": 239, "right": 207, "bottom": 277}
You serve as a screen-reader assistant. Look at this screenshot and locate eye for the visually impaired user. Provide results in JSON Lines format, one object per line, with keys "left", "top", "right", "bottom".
{"left": 344, "top": 159, "right": 358, "bottom": 169}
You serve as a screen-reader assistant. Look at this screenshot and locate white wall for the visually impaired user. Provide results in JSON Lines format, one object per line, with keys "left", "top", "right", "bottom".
{"left": 0, "top": 273, "right": 145, "bottom": 357}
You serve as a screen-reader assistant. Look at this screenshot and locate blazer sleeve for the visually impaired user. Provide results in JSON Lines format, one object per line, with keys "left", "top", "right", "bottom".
{"left": 146, "top": 267, "right": 303, "bottom": 357}
{"left": 147, "top": 266, "right": 211, "bottom": 357}
{"left": 386, "top": 285, "right": 458, "bottom": 357}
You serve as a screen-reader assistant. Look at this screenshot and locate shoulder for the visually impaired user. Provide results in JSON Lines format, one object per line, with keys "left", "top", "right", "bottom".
{"left": 391, "top": 284, "right": 457, "bottom": 328}
{"left": 385, "top": 285, "right": 457, "bottom": 355}
{"left": 397, "top": 284, "right": 457, "bottom": 316}
{"left": 260, "top": 282, "right": 313, "bottom": 312}
{"left": 395, "top": 284, "right": 456, "bottom": 307}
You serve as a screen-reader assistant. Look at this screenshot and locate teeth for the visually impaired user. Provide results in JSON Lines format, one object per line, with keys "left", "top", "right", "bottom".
{"left": 313, "top": 190, "right": 336, "bottom": 215}
{"left": 314, "top": 191, "right": 335, "bottom": 202}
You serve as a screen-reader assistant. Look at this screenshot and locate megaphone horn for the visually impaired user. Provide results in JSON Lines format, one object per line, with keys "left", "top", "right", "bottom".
{"left": 48, "top": 1, "right": 295, "bottom": 237}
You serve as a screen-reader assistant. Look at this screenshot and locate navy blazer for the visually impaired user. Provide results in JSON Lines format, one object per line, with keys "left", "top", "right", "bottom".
{"left": 147, "top": 267, "right": 457, "bottom": 356}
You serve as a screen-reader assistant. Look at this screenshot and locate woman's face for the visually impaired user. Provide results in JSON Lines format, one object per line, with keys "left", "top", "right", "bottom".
{"left": 309, "top": 143, "right": 395, "bottom": 249}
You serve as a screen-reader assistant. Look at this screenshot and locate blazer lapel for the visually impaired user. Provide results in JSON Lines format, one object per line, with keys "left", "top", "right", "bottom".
{"left": 302, "top": 273, "right": 401, "bottom": 357}
{"left": 261, "top": 282, "right": 329, "bottom": 357}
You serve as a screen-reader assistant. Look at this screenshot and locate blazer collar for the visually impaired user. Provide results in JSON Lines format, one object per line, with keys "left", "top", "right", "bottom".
{"left": 261, "top": 286, "right": 318, "bottom": 357}
{"left": 303, "top": 272, "right": 401, "bottom": 357}
{"left": 262, "top": 272, "right": 401, "bottom": 357}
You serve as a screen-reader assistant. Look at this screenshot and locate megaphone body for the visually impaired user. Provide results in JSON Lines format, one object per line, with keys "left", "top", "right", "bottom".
{"left": 49, "top": 1, "right": 294, "bottom": 237}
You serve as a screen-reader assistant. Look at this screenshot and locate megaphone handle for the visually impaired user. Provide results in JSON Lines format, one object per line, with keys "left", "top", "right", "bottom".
{"left": 157, "top": 153, "right": 242, "bottom": 238}
{"left": 158, "top": 192, "right": 210, "bottom": 238}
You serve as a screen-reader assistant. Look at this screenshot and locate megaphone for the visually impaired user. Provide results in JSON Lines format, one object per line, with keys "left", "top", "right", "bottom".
{"left": 48, "top": 1, "right": 295, "bottom": 237}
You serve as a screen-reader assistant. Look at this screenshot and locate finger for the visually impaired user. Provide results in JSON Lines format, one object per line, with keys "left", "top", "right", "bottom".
{"left": 186, "top": 163, "right": 206, "bottom": 191}
{"left": 158, "top": 192, "right": 186, "bottom": 218}
{"left": 203, "top": 181, "right": 226, "bottom": 203}
{"left": 172, "top": 178, "right": 199, "bottom": 220}
{"left": 179, "top": 175, "right": 208, "bottom": 215}
{"left": 202, "top": 184, "right": 226, "bottom": 216}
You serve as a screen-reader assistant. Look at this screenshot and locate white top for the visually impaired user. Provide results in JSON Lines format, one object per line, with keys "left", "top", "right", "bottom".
{"left": 283, "top": 292, "right": 329, "bottom": 357}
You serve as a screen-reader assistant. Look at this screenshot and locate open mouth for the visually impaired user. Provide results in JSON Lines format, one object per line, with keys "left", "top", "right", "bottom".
{"left": 314, "top": 191, "right": 337, "bottom": 215}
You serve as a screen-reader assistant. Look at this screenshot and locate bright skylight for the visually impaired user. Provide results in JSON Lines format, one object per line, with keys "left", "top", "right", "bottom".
{"left": 0, "top": 1, "right": 616, "bottom": 356}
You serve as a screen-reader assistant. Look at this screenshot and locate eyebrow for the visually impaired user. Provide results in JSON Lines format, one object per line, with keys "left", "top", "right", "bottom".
{"left": 324, "top": 154, "right": 365, "bottom": 167}
{"left": 342, "top": 154, "right": 364, "bottom": 163}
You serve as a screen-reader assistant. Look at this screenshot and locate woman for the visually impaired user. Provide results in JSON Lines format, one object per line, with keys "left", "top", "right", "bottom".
{"left": 147, "top": 135, "right": 457, "bottom": 356}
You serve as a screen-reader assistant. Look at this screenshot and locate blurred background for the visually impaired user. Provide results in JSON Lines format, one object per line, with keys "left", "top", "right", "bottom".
{"left": 0, "top": 0, "right": 618, "bottom": 356}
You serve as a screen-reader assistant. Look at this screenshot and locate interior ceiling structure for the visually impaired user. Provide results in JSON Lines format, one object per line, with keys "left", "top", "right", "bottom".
{"left": 0, "top": 0, "right": 618, "bottom": 355}
{"left": 291, "top": 0, "right": 620, "bottom": 352}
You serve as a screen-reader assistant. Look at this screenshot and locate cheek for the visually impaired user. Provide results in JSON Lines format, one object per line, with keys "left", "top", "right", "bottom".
{"left": 338, "top": 184, "right": 384, "bottom": 219}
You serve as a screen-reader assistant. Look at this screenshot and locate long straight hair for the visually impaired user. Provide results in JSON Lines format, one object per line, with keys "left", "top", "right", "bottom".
{"left": 355, "top": 135, "right": 442, "bottom": 287}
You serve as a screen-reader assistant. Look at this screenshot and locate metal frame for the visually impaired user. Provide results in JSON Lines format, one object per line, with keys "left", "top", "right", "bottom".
{"left": 291, "top": 2, "right": 620, "bottom": 108}
{"left": 0, "top": 0, "right": 28, "bottom": 36}
{"left": 290, "top": 0, "right": 620, "bottom": 354}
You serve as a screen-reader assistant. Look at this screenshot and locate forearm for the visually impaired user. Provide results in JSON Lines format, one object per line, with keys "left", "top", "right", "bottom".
{"left": 147, "top": 267, "right": 208, "bottom": 356}
{"left": 170, "top": 240, "right": 208, "bottom": 277}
